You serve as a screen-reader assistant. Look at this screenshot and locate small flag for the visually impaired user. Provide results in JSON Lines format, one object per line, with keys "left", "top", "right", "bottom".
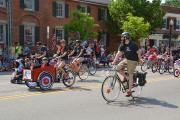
{"left": 50, "top": 33, "right": 56, "bottom": 50}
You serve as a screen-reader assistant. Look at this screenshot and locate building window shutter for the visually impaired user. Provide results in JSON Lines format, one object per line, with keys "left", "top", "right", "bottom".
{"left": 106, "top": 32, "right": 110, "bottom": 47}
{"left": 98, "top": 32, "right": 101, "bottom": 41}
{"left": 167, "top": 18, "right": 170, "bottom": 29}
{"left": 19, "top": 25, "right": 24, "bottom": 46}
{"left": 52, "top": 2, "right": 57, "bottom": 17}
{"left": 174, "top": 18, "right": 177, "bottom": 30}
{"left": 6, "top": 24, "right": 8, "bottom": 47}
{"left": 65, "top": 4, "right": 69, "bottom": 18}
{"left": 98, "top": 8, "right": 101, "bottom": 21}
{"left": 107, "top": 10, "right": 110, "bottom": 20}
{"left": 87, "top": 6, "right": 91, "bottom": 14}
{"left": 64, "top": 31, "right": 68, "bottom": 43}
{"left": 35, "top": 0, "right": 39, "bottom": 11}
{"left": 77, "top": 5, "right": 81, "bottom": 11}
{"left": 20, "top": 0, "right": 24, "bottom": 9}
{"left": 35, "top": 26, "right": 40, "bottom": 45}
{"left": 52, "top": 28, "right": 56, "bottom": 35}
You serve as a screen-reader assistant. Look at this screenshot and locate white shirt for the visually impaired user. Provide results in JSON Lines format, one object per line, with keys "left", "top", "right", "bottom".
{"left": 86, "top": 47, "right": 93, "bottom": 55}
{"left": 0, "top": 48, "right": 3, "bottom": 55}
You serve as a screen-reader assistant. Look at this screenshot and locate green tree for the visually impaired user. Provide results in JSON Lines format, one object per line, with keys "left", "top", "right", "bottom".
{"left": 127, "top": 0, "right": 164, "bottom": 30}
{"left": 108, "top": 0, "right": 132, "bottom": 30}
{"left": 108, "top": 0, "right": 164, "bottom": 32}
{"left": 64, "top": 11, "right": 98, "bottom": 41}
{"left": 164, "top": 0, "right": 180, "bottom": 7}
{"left": 122, "top": 13, "right": 150, "bottom": 41}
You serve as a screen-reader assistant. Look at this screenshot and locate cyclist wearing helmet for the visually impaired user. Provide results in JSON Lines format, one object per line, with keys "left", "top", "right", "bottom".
{"left": 69, "top": 40, "right": 84, "bottom": 58}
{"left": 112, "top": 32, "right": 142, "bottom": 97}
{"left": 68, "top": 40, "right": 84, "bottom": 72}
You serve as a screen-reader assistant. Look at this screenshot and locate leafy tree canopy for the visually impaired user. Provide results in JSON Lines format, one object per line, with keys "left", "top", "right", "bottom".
{"left": 64, "top": 11, "right": 98, "bottom": 41}
{"left": 122, "top": 13, "right": 150, "bottom": 41}
{"left": 164, "top": 0, "right": 180, "bottom": 7}
{"left": 108, "top": 0, "right": 164, "bottom": 32}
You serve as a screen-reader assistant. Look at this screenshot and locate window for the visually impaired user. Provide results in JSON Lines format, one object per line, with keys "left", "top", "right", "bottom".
{"left": 79, "top": 5, "right": 87, "bottom": 13}
{"left": 0, "top": 23, "right": 6, "bottom": 43}
{"left": 55, "top": 27, "right": 64, "bottom": 41}
{"left": 101, "top": 8, "right": 107, "bottom": 21}
{"left": 24, "top": 25, "right": 35, "bottom": 46}
{"left": 56, "top": 2, "right": 65, "bottom": 18}
{"left": 98, "top": 8, "right": 107, "bottom": 21}
{"left": 100, "top": 32, "right": 107, "bottom": 47}
{"left": 0, "top": 0, "right": 6, "bottom": 8}
{"left": 176, "top": 19, "right": 180, "bottom": 30}
{"left": 24, "top": 0, "right": 35, "bottom": 11}
{"left": 162, "top": 18, "right": 167, "bottom": 29}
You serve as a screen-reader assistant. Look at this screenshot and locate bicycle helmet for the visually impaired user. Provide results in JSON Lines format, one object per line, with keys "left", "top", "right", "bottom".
{"left": 60, "top": 39, "right": 66, "bottom": 43}
{"left": 76, "top": 40, "right": 81, "bottom": 43}
{"left": 121, "top": 32, "right": 131, "bottom": 39}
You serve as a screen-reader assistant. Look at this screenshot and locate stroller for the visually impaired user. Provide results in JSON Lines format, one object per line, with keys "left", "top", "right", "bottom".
{"left": 10, "top": 59, "right": 24, "bottom": 84}
{"left": 174, "top": 59, "right": 180, "bottom": 77}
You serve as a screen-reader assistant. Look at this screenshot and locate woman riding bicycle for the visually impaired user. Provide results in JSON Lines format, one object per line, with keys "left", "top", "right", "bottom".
{"left": 68, "top": 40, "right": 84, "bottom": 72}
{"left": 55, "top": 39, "right": 69, "bottom": 78}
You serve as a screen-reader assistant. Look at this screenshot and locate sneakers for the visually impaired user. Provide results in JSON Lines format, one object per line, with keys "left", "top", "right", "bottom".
{"left": 125, "top": 91, "right": 132, "bottom": 97}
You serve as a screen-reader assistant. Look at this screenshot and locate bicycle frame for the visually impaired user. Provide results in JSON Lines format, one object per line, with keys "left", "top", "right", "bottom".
{"left": 111, "top": 71, "right": 129, "bottom": 93}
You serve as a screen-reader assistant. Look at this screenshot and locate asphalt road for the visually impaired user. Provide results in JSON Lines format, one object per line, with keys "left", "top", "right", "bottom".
{"left": 0, "top": 68, "right": 180, "bottom": 120}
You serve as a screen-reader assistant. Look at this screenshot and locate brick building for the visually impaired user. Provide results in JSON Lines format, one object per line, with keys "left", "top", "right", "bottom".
{"left": 149, "top": 5, "right": 180, "bottom": 48}
{"left": 0, "top": 0, "right": 109, "bottom": 53}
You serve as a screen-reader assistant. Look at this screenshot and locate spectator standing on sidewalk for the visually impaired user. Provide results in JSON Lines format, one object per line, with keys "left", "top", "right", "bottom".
{"left": 15, "top": 42, "right": 23, "bottom": 58}
{"left": 10, "top": 43, "right": 16, "bottom": 59}
{"left": 23, "top": 45, "right": 30, "bottom": 58}
{"left": 0, "top": 43, "right": 4, "bottom": 67}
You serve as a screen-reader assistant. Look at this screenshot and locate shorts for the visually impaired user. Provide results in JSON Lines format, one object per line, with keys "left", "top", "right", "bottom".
{"left": 116, "top": 59, "right": 137, "bottom": 74}
{"left": 116, "top": 59, "right": 127, "bottom": 70}
{"left": 127, "top": 60, "right": 138, "bottom": 74}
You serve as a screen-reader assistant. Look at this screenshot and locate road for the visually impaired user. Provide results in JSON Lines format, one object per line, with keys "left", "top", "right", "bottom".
{"left": 0, "top": 68, "right": 179, "bottom": 120}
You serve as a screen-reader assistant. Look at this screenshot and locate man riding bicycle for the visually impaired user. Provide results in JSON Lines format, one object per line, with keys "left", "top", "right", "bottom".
{"left": 112, "top": 32, "right": 142, "bottom": 97}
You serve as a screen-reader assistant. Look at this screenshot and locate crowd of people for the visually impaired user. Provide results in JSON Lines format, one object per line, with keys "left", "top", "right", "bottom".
{"left": 0, "top": 39, "right": 115, "bottom": 72}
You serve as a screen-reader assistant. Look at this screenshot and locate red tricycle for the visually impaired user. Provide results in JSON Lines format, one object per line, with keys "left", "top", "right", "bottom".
{"left": 22, "top": 64, "right": 76, "bottom": 90}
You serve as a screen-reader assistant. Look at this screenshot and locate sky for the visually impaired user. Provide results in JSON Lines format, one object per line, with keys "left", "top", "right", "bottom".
{"left": 148, "top": 0, "right": 166, "bottom": 3}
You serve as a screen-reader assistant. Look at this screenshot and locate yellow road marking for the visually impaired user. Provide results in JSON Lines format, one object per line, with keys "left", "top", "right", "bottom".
{"left": 0, "top": 75, "right": 178, "bottom": 101}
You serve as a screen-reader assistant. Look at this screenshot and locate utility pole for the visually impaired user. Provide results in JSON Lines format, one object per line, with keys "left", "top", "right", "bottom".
{"left": 6, "top": 0, "right": 12, "bottom": 55}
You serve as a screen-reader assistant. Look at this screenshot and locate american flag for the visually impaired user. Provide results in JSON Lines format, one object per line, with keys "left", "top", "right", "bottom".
{"left": 50, "top": 33, "right": 56, "bottom": 50}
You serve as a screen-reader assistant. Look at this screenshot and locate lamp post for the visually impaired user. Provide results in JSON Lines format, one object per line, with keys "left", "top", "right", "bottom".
{"left": 169, "top": 19, "right": 174, "bottom": 54}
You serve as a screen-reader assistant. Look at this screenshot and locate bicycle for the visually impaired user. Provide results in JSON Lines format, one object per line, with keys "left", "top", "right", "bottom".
{"left": 101, "top": 65, "right": 147, "bottom": 103}
{"left": 159, "top": 57, "right": 174, "bottom": 74}
{"left": 84, "top": 57, "right": 97, "bottom": 75}
{"left": 141, "top": 55, "right": 161, "bottom": 73}
{"left": 68, "top": 57, "right": 89, "bottom": 81}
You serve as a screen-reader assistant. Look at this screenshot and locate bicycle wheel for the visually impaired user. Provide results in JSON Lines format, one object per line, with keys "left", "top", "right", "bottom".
{"left": 62, "top": 70, "right": 76, "bottom": 87}
{"left": 141, "top": 61, "right": 148, "bottom": 72}
{"left": 88, "top": 61, "right": 97, "bottom": 75}
{"left": 78, "top": 63, "right": 89, "bottom": 80}
{"left": 174, "top": 69, "right": 180, "bottom": 77}
{"left": 101, "top": 76, "right": 121, "bottom": 103}
{"left": 168, "top": 62, "right": 174, "bottom": 74}
{"left": 159, "top": 62, "right": 165, "bottom": 74}
{"left": 152, "top": 62, "right": 158, "bottom": 73}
